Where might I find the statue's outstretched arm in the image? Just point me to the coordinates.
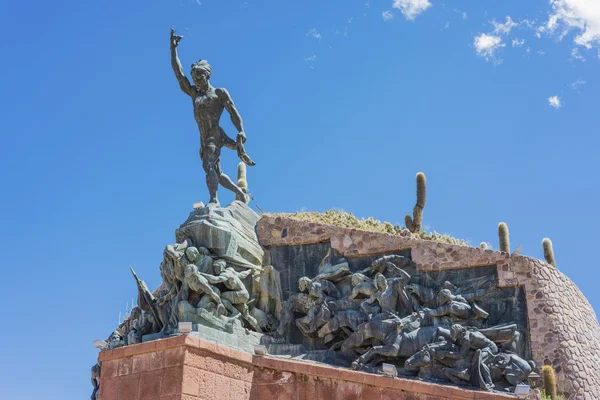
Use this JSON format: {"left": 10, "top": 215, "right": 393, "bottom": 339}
{"left": 170, "top": 29, "right": 192, "bottom": 96}
{"left": 237, "top": 269, "right": 252, "bottom": 279}
{"left": 200, "top": 272, "right": 227, "bottom": 284}
{"left": 216, "top": 88, "right": 245, "bottom": 141}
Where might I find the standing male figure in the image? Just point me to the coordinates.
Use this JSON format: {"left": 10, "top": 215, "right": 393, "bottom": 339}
{"left": 170, "top": 28, "right": 255, "bottom": 206}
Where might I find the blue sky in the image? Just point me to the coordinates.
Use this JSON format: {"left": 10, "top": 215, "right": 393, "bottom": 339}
{"left": 0, "top": 0, "right": 599, "bottom": 398}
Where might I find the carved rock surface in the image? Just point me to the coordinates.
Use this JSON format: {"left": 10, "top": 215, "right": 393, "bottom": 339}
{"left": 176, "top": 201, "right": 264, "bottom": 269}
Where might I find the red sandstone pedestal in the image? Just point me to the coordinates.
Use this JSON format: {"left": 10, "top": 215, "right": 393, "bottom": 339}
{"left": 97, "top": 335, "right": 515, "bottom": 400}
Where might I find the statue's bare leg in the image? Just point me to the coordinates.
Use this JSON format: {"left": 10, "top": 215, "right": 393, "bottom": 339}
{"left": 353, "top": 343, "right": 400, "bottom": 367}
{"left": 352, "top": 331, "right": 402, "bottom": 368}
{"left": 218, "top": 173, "right": 248, "bottom": 203}
{"left": 195, "top": 278, "right": 226, "bottom": 314}
{"left": 235, "top": 303, "right": 262, "bottom": 332}
{"left": 206, "top": 146, "right": 248, "bottom": 203}
{"left": 202, "top": 145, "right": 220, "bottom": 205}
{"left": 342, "top": 323, "right": 377, "bottom": 352}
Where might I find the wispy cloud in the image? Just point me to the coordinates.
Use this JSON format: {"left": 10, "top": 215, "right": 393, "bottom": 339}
{"left": 454, "top": 8, "right": 468, "bottom": 20}
{"left": 304, "top": 55, "right": 317, "bottom": 62}
{"left": 392, "top": 0, "right": 432, "bottom": 21}
{"left": 474, "top": 16, "right": 531, "bottom": 61}
{"left": 306, "top": 28, "right": 322, "bottom": 40}
{"left": 474, "top": 34, "right": 505, "bottom": 61}
{"left": 492, "top": 16, "right": 518, "bottom": 35}
{"left": 571, "top": 78, "right": 586, "bottom": 91}
{"left": 543, "top": 0, "right": 600, "bottom": 49}
{"left": 548, "top": 95, "right": 562, "bottom": 109}
{"left": 382, "top": 10, "right": 394, "bottom": 21}
{"left": 571, "top": 47, "right": 586, "bottom": 61}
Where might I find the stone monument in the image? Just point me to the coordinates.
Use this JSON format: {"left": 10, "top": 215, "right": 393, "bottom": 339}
{"left": 91, "top": 29, "right": 600, "bottom": 400}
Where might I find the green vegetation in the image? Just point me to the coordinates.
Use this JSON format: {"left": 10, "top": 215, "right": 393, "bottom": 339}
{"left": 498, "top": 222, "right": 510, "bottom": 252}
{"left": 540, "top": 390, "right": 563, "bottom": 400}
{"left": 542, "top": 365, "right": 558, "bottom": 400}
{"left": 275, "top": 209, "right": 469, "bottom": 246}
{"left": 405, "top": 172, "right": 427, "bottom": 233}
{"left": 543, "top": 238, "right": 556, "bottom": 267}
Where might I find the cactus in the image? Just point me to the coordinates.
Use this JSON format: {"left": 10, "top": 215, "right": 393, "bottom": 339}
{"left": 405, "top": 172, "right": 426, "bottom": 233}
{"left": 542, "top": 238, "right": 556, "bottom": 268}
{"left": 236, "top": 162, "right": 249, "bottom": 202}
{"left": 480, "top": 242, "right": 488, "bottom": 250}
{"left": 541, "top": 365, "right": 557, "bottom": 400}
{"left": 498, "top": 222, "right": 510, "bottom": 253}
{"left": 237, "top": 162, "right": 247, "bottom": 190}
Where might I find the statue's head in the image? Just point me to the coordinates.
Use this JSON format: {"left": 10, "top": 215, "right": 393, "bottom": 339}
{"left": 130, "top": 306, "right": 141, "bottom": 320}
{"left": 191, "top": 60, "right": 212, "bottom": 88}
{"left": 184, "top": 264, "right": 198, "bottom": 278}
{"left": 213, "top": 259, "right": 227, "bottom": 274}
{"left": 298, "top": 276, "right": 312, "bottom": 292}
{"left": 185, "top": 246, "right": 201, "bottom": 263}
{"left": 351, "top": 273, "right": 369, "bottom": 286}
{"left": 490, "top": 353, "right": 510, "bottom": 367}
{"left": 450, "top": 324, "right": 466, "bottom": 341}
{"left": 437, "top": 288, "right": 454, "bottom": 305}
{"left": 442, "top": 281, "right": 456, "bottom": 291}
{"left": 374, "top": 273, "right": 387, "bottom": 290}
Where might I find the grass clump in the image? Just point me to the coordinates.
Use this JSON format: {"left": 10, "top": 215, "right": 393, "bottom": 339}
{"left": 275, "top": 210, "right": 469, "bottom": 246}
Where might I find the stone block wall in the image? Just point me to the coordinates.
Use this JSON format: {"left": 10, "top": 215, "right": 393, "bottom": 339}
{"left": 97, "top": 335, "right": 515, "bottom": 400}
{"left": 257, "top": 215, "right": 600, "bottom": 400}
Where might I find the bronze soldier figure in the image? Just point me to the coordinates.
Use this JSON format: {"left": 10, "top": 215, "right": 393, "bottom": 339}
{"left": 170, "top": 28, "right": 255, "bottom": 206}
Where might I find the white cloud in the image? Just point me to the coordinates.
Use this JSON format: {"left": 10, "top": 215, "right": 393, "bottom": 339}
{"left": 474, "top": 34, "right": 505, "bottom": 61}
{"left": 306, "top": 28, "right": 322, "bottom": 40}
{"left": 382, "top": 10, "right": 394, "bottom": 21}
{"left": 545, "top": 0, "right": 600, "bottom": 48}
{"left": 443, "top": 22, "right": 450, "bottom": 30}
{"left": 454, "top": 9, "right": 468, "bottom": 20}
{"left": 512, "top": 38, "right": 526, "bottom": 47}
{"left": 492, "top": 16, "right": 518, "bottom": 35}
{"left": 548, "top": 95, "right": 562, "bottom": 108}
{"left": 571, "top": 78, "right": 586, "bottom": 90}
{"left": 304, "top": 55, "right": 317, "bottom": 62}
{"left": 538, "top": 50, "right": 546, "bottom": 55}
{"left": 392, "top": 0, "right": 432, "bottom": 21}
{"left": 571, "top": 47, "right": 586, "bottom": 61}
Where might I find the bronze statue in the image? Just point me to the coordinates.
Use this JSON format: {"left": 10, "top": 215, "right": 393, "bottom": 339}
{"left": 170, "top": 28, "right": 255, "bottom": 206}
{"left": 200, "top": 260, "right": 262, "bottom": 332}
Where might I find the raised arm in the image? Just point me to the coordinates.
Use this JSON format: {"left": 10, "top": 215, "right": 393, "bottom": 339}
{"left": 170, "top": 28, "right": 192, "bottom": 96}
{"left": 200, "top": 272, "right": 227, "bottom": 284}
{"left": 237, "top": 269, "right": 253, "bottom": 279}
{"left": 216, "top": 88, "right": 245, "bottom": 142}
